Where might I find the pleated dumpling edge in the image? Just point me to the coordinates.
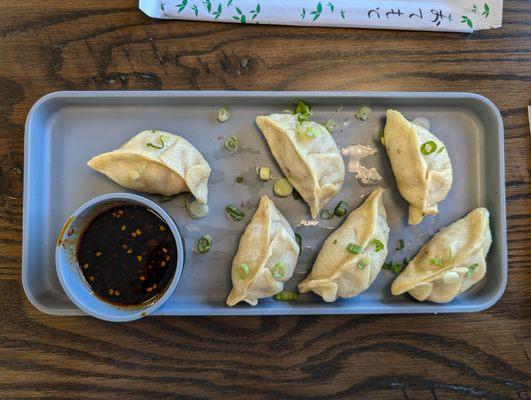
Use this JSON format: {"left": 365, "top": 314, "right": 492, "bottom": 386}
{"left": 226, "top": 195, "right": 300, "bottom": 307}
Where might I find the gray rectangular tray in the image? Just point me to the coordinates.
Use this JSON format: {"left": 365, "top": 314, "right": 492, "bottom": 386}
{"left": 23, "top": 91, "right": 507, "bottom": 316}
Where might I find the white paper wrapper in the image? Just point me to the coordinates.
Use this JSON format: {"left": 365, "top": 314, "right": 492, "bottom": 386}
{"left": 140, "top": 0, "right": 502, "bottom": 33}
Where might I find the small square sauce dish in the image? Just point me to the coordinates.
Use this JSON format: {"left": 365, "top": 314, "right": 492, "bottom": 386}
{"left": 55, "top": 193, "right": 185, "bottom": 322}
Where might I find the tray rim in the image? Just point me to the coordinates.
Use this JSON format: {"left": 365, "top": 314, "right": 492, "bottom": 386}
{"left": 22, "top": 90, "right": 507, "bottom": 317}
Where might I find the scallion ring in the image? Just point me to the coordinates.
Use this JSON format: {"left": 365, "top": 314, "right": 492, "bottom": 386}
{"left": 320, "top": 209, "right": 334, "bottom": 220}
{"left": 273, "top": 178, "right": 293, "bottom": 197}
{"left": 258, "top": 167, "right": 271, "bottom": 181}
{"left": 372, "top": 238, "right": 384, "bottom": 252}
{"left": 236, "top": 263, "right": 250, "bottom": 279}
{"left": 326, "top": 119, "right": 339, "bottom": 133}
{"left": 346, "top": 243, "right": 362, "bottom": 254}
{"left": 197, "top": 235, "right": 212, "bottom": 253}
{"left": 146, "top": 135, "right": 166, "bottom": 149}
{"left": 273, "top": 291, "right": 298, "bottom": 301}
{"left": 272, "top": 261, "right": 287, "bottom": 279}
{"left": 420, "top": 140, "right": 437, "bottom": 155}
{"left": 224, "top": 136, "right": 238, "bottom": 153}
{"left": 355, "top": 106, "right": 372, "bottom": 121}
{"left": 295, "top": 233, "right": 302, "bottom": 255}
{"left": 217, "top": 107, "right": 231, "bottom": 122}
{"left": 226, "top": 204, "right": 245, "bottom": 221}
{"left": 334, "top": 201, "right": 348, "bottom": 217}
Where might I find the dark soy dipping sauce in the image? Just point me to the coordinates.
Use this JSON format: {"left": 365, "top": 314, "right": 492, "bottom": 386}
{"left": 78, "top": 205, "right": 177, "bottom": 306}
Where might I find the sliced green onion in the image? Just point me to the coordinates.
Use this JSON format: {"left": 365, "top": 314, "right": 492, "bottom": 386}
{"left": 372, "top": 239, "right": 384, "bottom": 252}
{"left": 186, "top": 197, "right": 209, "bottom": 219}
{"left": 272, "top": 261, "right": 287, "bottom": 279}
{"left": 273, "top": 291, "right": 298, "bottom": 301}
{"left": 383, "top": 261, "right": 403, "bottom": 274}
{"left": 146, "top": 135, "right": 166, "bottom": 149}
{"left": 258, "top": 167, "right": 271, "bottom": 181}
{"left": 357, "top": 259, "right": 368, "bottom": 270}
{"left": 294, "top": 99, "right": 312, "bottom": 122}
{"left": 295, "top": 233, "right": 302, "bottom": 255}
{"left": 320, "top": 209, "right": 334, "bottom": 220}
{"left": 224, "top": 136, "right": 238, "bottom": 153}
{"left": 326, "top": 119, "right": 339, "bottom": 133}
{"left": 305, "top": 125, "right": 321, "bottom": 138}
{"left": 346, "top": 243, "right": 362, "bottom": 255}
{"left": 235, "top": 176, "right": 244, "bottom": 183}
{"left": 292, "top": 189, "right": 302, "bottom": 200}
{"left": 236, "top": 263, "right": 250, "bottom": 279}
{"left": 273, "top": 178, "right": 293, "bottom": 197}
{"left": 217, "top": 107, "right": 231, "bottom": 122}
{"left": 355, "top": 106, "right": 372, "bottom": 121}
{"left": 379, "top": 128, "right": 385, "bottom": 146}
{"left": 334, "top": 201, "right": 348, "bottom": 217}
{"left": 437, "top": 146, "right": 445, "bottom": 154}
{"left": 430, "top": 258, "right": 444, "bottom": 268}
{"left": 197, "top": 235, "right": 212, "bottom": 253}
{"left": 333, "top": 239, "right": 338, "bottom": 244}
{"left": 226, "top": 204, "right": 245, "bottom": 221}
{"left": 420, "top": 140, "right": 437, "bottom": 155}
{"left": 466, "top": 263, "right": 479, "bottom": 278}
{"left": 158, "top": 194, "right": 176, "bottom": 202}
{"left": 395, "top": 239, "right": 404, "bottom": 251}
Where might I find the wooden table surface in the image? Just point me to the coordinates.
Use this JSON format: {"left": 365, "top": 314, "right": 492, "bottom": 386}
{"left": 1, "top": 1, "right": 530, "bottom": 398}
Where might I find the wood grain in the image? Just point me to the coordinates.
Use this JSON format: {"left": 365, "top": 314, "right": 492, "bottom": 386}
{"left": 0, "top": 1, "right": 530, "bottom": 398}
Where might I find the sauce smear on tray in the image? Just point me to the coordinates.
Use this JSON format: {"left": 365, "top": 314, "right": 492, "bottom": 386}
{"left": 78, "top": 205, "right": 177, "bottom": 306}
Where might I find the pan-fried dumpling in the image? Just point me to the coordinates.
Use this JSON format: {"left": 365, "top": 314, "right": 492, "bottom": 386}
{"left": 227, "top": 196, "right": 300, "bottom": 306}
{"left": 384, "top": 110, "right": 452, "bottom": 225}
{"left": 391, "top": 208, "right": 491, "bottom": 303}
{"left": 298, "top": 187, "right": 389, "bottom": 302}
{"left": 256, "top": 114, "right": 345, "bottom": 219}
{"left": 88, "top": 130, "right": 211, "bottom": 203}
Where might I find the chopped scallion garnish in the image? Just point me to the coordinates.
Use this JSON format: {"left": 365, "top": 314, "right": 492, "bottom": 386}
{"left": 158, "top": 194, "right": 176, "bottom": 202}
{"left": 224, "top": 136, "right": 238, "bottom": 153}
{"left": 146, "top": 135, "right": 166, "bottom": 149}
{"left": 357, "top": 259, "right": 368, "bottom": 270}
{"left": 197, "top": 234, "right": 212, "bottom": 253}
{"left": 320, "top": 209, "right": 334, "bottom": 220}
{"left": 437, "top": 146, "right": 445, "bottom": 154}
{"left": 273, "top": 178, "right": 293, "bottom": 197}
{"left": 355, "top": 106, "right": 372, "bottom": 121}
{"left": 272, "top": 261, "right": 287, "bottom": 279}
{"left": 185, "top": 196, "right": 209, "bottom": 219}
{"left": 420, "top": 140, "right": 437, "bottom": 155}
{"left": 379, "top": 128, "right": 385, "bottom": 146}
{"left": 236, "top": 263, "right": 250, "bottom": 279}
{"left": 372, "top": 239, "right": 384, "bottom": 252}
{"left": 395, "top": 239, "right": 404, "bottom": 251}
{"left": 273, "top": 291, "right": 298, "bottom": 301}
{"left": 334, "top": 201, "right": 348, "bottom": 217}
{"left": 295, "top": 233, "right": 302, "bottom": 255}
{"left": 217, "top": 107, "right": 231, "bottom": 122}
{"left": 258, "top": 167, "right": 271, "bottom": 181}
{"left": 294, "top": 99, "right": 312, "bottom": 122}
{"left": 383, "top": 261, "right": 403, "bottom": 274}
{"left": 305, "top": 126, "right": 321, "bottom": 138}
{"left": 226, "top": 204, "right": 245, "bottom": 221}
{"left": 466, "top": 263, "right": 479, "bottom": 278}
{"left": 346, "top": 243, "right": 362, "bottom": 254}
{"left": 326, "top": 119, "right": 339, "bottom": 133}
{"left": 430, "top": 258, "right": 444, "bottom": 268}
{"left": 333, "top": 239, "right": 338, "bottom": 244}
